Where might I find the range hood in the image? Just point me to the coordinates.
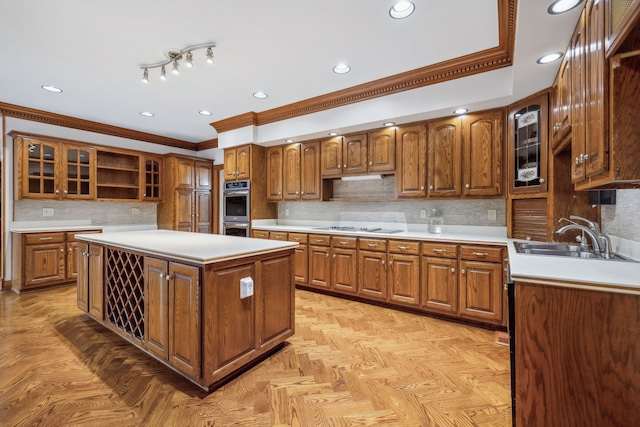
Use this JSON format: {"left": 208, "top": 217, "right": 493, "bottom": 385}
{"left": 340, "top": 175, "right": 383, "bottom": 181}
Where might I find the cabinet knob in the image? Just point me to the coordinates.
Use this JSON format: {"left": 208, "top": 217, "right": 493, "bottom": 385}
{"left": 343, "top": 164, "right": 347, "bottom": 168}
{"left": 369, "top": 161, "right": 372, "bottom": 165}
{"left": 159, "top": 273, "right": 164, "bottom": 279}
{"left": 333, "top": 254, "right": 336, "bottom": 258}
{"left": 420, "top": 186, "right": 425, "bottom": 190}
{"left": 165, "top": 275, "right": 172, "bottom": 281}
{"left": 295, "top": 191, "right": 299, "bottom": 195}
{"left": 338, "top": 164, "right": 341, "bottom": 169}
{"left": 59, "top": 248, "right": 64, "bottom": 252}
{"left": 325, "top": 253, "right": 329, "bottom": 257}
{"left": 451, "top": 268, "right": 455, "bottom": 273}
{"left": 68, "top": 247, "right": 72, "bottom": 252}
{"left": 461, "top": 269, "right": 466, "bottom": 274}
{"left": 539, "top": 178, "right": 545, "bottom": 183}
{"left": 301, "top": 191, "right": 304, "bottom": 194}
{"left": 55, "top": 190, "right": 60, "bottom": 194}
{"left": 278, "top": 192, "right": 281, "bottom": 195}
{"left": 429, "top": 185, "right": 434, "bottom": 190}
{"left": 64, "top": 190, "right": 68, "bottom": 194}
{"left": 382, "top": 260, "right": 385, "bottom": 265}
{"left": 465, "top": 184, "right": 470, "bottom": 189}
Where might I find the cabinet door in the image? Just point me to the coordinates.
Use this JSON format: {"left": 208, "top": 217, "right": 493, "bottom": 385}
{"left": 223, "top": 149, "right": 238, "bottom": 181}
{"left": 88, "top": 245, "right": 104, "bottom": 320}
{"left": 77, "top": 241, "right": 90, "bottom": 312}
{"left": 358, "top": 250, "right": 387, "bottom": 301}
{"left": 194, "top": 191, "right": 212, "bottom": 234}
{"left": 571, "top": 13, "right": 587, "bottom": 183}
{"left": 300, "top": 141, "right": 321, "bottom": 200}
{"left": 552, "top": 58, "right": 572, "bottom": 146}
{"left": 24, "top": 242, "right": 66, "bottom": 287}
{"left": 427, "top": 117, "right": 462, "bottom": 197}
{"left": 259, "top": 254, "right": 294, "bottom": 349}
{"left": 293, "top": 244, "right": 309, "bottom": 284}
{"left": 66, "top": 241, "right": 79, "bottom": 281}
{"left": 266, "top": 146, "right": 283, "bottom": 201}
{"left": 175, "top": 158, "right": 195, "bottom": 188}
{"left": 459, "top": 260, "right": 502, "bottom": 323}
{"left": 176, "top": 189, "right": 195, "bottom": 232}
{"left": 236, "top": 146, "right": 251, "bottom": 180}
{"left": 309, "top": 245, "right": 331, "bottom": 289}
{"left": 195, "top": 160, "right": 212, "bottom": 191}
{"left": 63, "top": 144, "right": 94, "bottom": 200}
{"left": 396, "top": 124, "right": 427, "bottom": 198}
{"left": 321, "top": 136, "right": 343, "bottom": 177}
{"left": 368, "top": 128, "right": 396, "bottom": 173}
{"left": 421, "top": 256, "right": 458, "bottom": 315}
{"left": 331, "top": 248, "right": 358, "bottom": 295}
{"left": 463, "top": 111, "right": 503, "bottom": 197}
{"left": 143, "top": 156, "right": 162, "bottom": 201}
{"left": 144, "top": 257, "right": 169, "bottom": 360}
{"left": 342, "top": 133, "right": 368, "bottom": 175}
{"left": 283, "top": 143, "right": 301, "bottom": 200}
{"left": 168, "top": 262, "right": 200, "bottom": 377}
{"left": 388, "top": 253, "right": 419, "bottom": 307}
{"left": 20, "top": 138, "right": 60, "bottom": 199}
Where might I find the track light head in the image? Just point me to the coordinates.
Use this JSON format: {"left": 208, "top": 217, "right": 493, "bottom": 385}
{"left": 160, "top": 65, "right": 167, "bottom": 80}
{"left": 185, "top": 51, "right": 193, "bottom": 67}
{"left": 172, "top": 60, "right": 180, "bottom": 75}
{"left": 206, "top": 47, "right": 214, "bottom": 64}
{"left": 142, "top": 68, "right": 149, "bottom": 83}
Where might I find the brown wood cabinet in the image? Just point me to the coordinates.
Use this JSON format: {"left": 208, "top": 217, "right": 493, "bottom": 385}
{"left": 551, "top": 57, "right": 572, "bottom": 148}
{"left": 142, "top": 155, "right": 163, "bottom": 201}
{"left": 427, "top": 110, "right": 503, "bottom": 198}
{"left": 289, "top": 233, "right": 308, "bottom": 285}
{"left": 308, "top": 235, "right": 331, "bottom": 289}
{"left": 320, "top": 136, "right": 344, "bottom": 178}
{"left": 395, "top": 124, "right": 427, "bottom": 198}
{"left": 331, "top": 236, "right": 358, "bottom": 295}
{"left": 77, "top": 241, "right": 104, "bottom": 320}
{"left": 387, "top": 240, "right": 420, "bottom": 307}
{"left": 458, "top": 246, "right": 503, "bottom": 324}
{"left": 144, "top": 257, "right": 201, "bottom": 378}
{"left": 223, "top": 145, "right": 250, "bottom": 181}
{"left": 515, "top": 281, "right": 640, "bottom": 425}
{"left": 266, "top": 146, "right": 283, "bottom": 201}
{"left": 267, "top": 141, "right": 322, "bottom": 201}
{"left": 321, "top": 129, "right": 395, "bottom": 178}
{"left": 12, "top": 229, "right": 101, "bottom": 293}
{"left": 421, "top": 242, "right": 459, "bottom": 315}
{"left": 357, "top": 238, "right": 387, "bottom": 301}
{"left": 158, "top": 155, "right": 213, "bottom": 233}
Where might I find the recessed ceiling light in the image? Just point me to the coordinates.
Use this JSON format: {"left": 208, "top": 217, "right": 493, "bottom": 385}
{"left": 333, "top": 63, "right": 351, "bottom": 74}
{"left": 199, "top": 110, "right": 212, "bottom": 116}
{"left": 253, "top": 91, "right": 268, "bottom": 99}
{"left": 548, "top": 0, "right": 583, "bottom": 14}
{"left": 286, "top": 139, "right": 294, "bottom": 143}
{"left": 42, "top": 85, "right": 62, "bottom": 93}
{"left": 537, "top": 52, "right": 563, "bottom": 64}
{"left": 389, "top": 1, "right": 415, "bottom": 19}
{"left": 328, "top": 132, "right": 339, "bottom": 136}
{"left": 454, "top": 108, "right": 468, "bottom": 115}
{"left": 140, "top": 111, "right": 155, "bottom": 117}
{"left": 383, "top": 122, "right": 395, "bottom": 127}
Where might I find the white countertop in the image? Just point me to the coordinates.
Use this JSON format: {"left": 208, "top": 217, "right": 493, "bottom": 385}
{"left": 10, "top": 220, "right": 105, "bottom": 233}
{"left": 74, "top": 229, "right": 298, "bottom": 265}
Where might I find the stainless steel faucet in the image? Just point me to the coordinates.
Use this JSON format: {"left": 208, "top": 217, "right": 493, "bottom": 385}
{"left": 556, "top": 223, "right": 601, "bottom": 254}
{"left": 566, "top": 216, "right": 614, "bottom": 259}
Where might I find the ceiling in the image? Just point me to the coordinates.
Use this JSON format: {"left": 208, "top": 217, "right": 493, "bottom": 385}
{"left": 0, "top": 0, "right": 583, "bottom": 147}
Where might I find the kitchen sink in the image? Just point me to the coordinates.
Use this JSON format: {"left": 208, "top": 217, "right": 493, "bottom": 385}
{"left": 513, "top": 241, "right": 636, "bottom": 262}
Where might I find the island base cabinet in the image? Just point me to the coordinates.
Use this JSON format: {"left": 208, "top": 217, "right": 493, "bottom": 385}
{"left": 515, "top": 282, "right": 640, "bottom": 426}
{"left": 144, "top": 257, "right": 201, "bottom": 379}
{"left": 77, "top": 242, "right": 104, "bottom": 320}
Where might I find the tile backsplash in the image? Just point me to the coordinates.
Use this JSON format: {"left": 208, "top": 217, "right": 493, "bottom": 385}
{"left": 14, "top": 200, "right": 157, "bottom": 226}
{"left": 601, "top": 189, "right": 640, "bottom": 242}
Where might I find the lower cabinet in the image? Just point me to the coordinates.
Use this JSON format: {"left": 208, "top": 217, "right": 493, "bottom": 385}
{"left": 331, "top": 236, "right": 358, "bottom": 295}
{"left": 421, "top": 242, "right": 459, "bottom": 315}
{"left": 388, "top": 240, "right": 420, "bottom": 307}
{"left": 77, "top": 242, "right": 104, "bottom": 320}
{"left": 289, "top": 233, "right": 309, "bottom": 285}
{"left": 309, "top": 235, "right": 331, "bottom": 289}
{"left": 144, "top": 257, "right": 201, "bottom": 378}
{"left": 458, "top": 246, "right": 504, "bottom": 325}
{"left": 358, "top": 238, "right": 388, "bottom": 301}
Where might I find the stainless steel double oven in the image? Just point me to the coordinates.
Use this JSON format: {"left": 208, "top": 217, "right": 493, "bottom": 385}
{"left": 222, "top": 180, "right": 250, "bottom": 237}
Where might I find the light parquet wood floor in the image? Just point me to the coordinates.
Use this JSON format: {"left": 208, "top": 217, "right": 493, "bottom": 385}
{"left": 0, "top": 285, "right": 511, "bottom": 426}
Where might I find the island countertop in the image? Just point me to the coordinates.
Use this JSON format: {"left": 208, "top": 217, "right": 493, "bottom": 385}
{"left": 75, "top": 229, "right": 298, "bottom": 264}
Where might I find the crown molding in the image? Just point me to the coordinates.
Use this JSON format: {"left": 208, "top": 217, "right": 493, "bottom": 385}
{"left": 211, "top": 0, "right": 516, "bottom": 134}
{"left": 0, "top": 101, "right": 197, "bottom": 150}
{"left": 196, "top": 138, "right": 219, "bottom": 150}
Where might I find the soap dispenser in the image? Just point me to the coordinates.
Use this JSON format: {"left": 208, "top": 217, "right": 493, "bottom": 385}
{"left": 428, "top": 208, "right": 443, "bottom": 234}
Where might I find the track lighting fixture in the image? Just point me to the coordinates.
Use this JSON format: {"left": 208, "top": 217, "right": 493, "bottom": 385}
{"left": 140, "top": 42, "right": 216, "bottom": 82}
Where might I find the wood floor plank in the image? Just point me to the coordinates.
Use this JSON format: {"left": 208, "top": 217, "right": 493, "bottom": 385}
{"left": 0, "top": 285, "right": 511, "bottom": 426}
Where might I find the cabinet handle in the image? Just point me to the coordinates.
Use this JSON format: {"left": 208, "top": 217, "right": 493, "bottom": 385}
{"left": 55, "top": 189, "right": 60, "bottom": 194}
{"left": 301, "top": 191, "right": 304, "bottom": 194}
{"left": 64, "top": 190, "right": 68, "bottom": 194}
{"left": 339, "top": 241, "right": 349, "bottom": 245}
{"left": 367, "top": 243, "right": 378, "bottom": 247}
{"left": 295, "top": 191, "right": 299, "bottom": 195}
{"left": 472, "top": 252, "right": 488, "bottom": 257}
{"left": 274, "top": 236, "right": 282, "bottom": 239}
{"left": 39, "top": 237, "right": 53, "bottom": 241}
{"left": 504, "top": 284, "right": 508, "bottom": 291}
{"left": 278, "top": 192, "right": 281, "bottom": 195}
{"left": 344, "top": 164, "right": 347, "bottom": 168}
{"left": 432, "top": 248, "right": 445, "bottom": 253}
{"left": 68, "top": 247, "right": 73, "bottom": 252}
{"left": 315, "top": 239, "right": 324, "bottom": 243}
{"left": 398, "top": 246, "right": 409, "bottom": 251}
{"left": 451, "top": 268, "right": 455, "bottom": 273}
{"left": 294, "top": 238, "right": 302, "bottom": 241}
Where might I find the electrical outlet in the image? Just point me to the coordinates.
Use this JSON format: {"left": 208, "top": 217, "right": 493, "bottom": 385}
{"left": 240, "top": 277, "right": 254, "bottom": 299}
{"left": 132, "top": 207, "right": 140, "bottom": 215}
{"left": 420, "top": 209, "right": 427, "bottom": 219}
{"left": 42, "top": 208, "right": 54, "bottom": 217}
{"left": 285, "top": 208, "right": 290, "bottom": 217}
{"left": 488, "top": 209, "right": 497, "bottom": 221}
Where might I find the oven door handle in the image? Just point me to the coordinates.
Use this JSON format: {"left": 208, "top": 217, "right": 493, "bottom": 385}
{"left": 224, "top": 190, "right": 250, "bottom": 196}
{"left": 223, "top": 222, "right": 250, "bottom": 227}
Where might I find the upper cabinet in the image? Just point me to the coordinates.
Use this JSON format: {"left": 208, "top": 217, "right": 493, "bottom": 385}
{"left": 267, "top": 141, "right": 321, "bottom": 202}
{"left": 320, "top": 128, "right": 396, "bottom": 178}
{"left": 605, "top": 0, "right": 640, "bottom": 56}
{"left": 14, "top": 133, "right": 161, "bottom": 202}
{"left": 508, "top": 93, "right": 548, "bottom": 194}
{"left": 266, "top": 146, "right": 283, "bottom": 201}
{"left": 223, "top": 145, "right": 250, "bottom": 181}
{"left": 17, "top": 136, "right": 95, "bottom": 200}
{"left": 396, "top": 124, "right": 427, "bottom": 198}
{"left": 427, "top": 110, "right": 504, "bottom": 198}
{"left": 551, "top": 56, "right": 572, "bottom": 148}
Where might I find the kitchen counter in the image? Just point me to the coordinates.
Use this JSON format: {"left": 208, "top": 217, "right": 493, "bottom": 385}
{"left": 75, "top": 229, "right": 298, "bottom": 265}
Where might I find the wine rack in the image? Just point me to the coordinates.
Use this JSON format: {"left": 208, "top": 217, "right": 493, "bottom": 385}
{"left": 105, "top": 248, "right": 144, "bottom": 342}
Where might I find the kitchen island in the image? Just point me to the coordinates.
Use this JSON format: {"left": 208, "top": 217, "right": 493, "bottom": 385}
{"left": 75, "top": 230, "right": 297, "bottom": 391}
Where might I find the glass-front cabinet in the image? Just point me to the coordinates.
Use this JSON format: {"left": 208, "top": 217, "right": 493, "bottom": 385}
{"left": 63, "top": 145, "right": 94, "bottom": 199}
{"left": 143, "top": 156, "right": 162, "bottom": 201}
{"left": 24, "top": 139, "right": 60, "bottom": 199}
{"left": 508, "top": 93, "right": 548, "bottom": 194}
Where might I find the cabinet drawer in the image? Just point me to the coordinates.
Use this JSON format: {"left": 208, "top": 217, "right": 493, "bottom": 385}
{"left": 331, "top": 236, "right": 357, "bottom": 249}
{"left": 288, "top": 233, "right": 308, "bottom": 244}
{"left": 67, "top": 230, "right": 101, "bottom": 242}
{"left": 421, "top": 242, "right": 458, "bottom": 258}
{"left": 388, "top": 240, "right": 419, "bottom": 255}
{"left": 358, "top": 238, "right": 387, "bottom": 252}
{"left": 252, "top": 230, "right": 270, "bottom": 239}
{"left": 25, "top": 232, "right": 66, "bottom": 245}
{"left": 460, "top": 245, "right": 503, "bottom": 262}
{"left": 269, "top": 231, "right": 288, "bottom": 241}
{"left": 309, "top": 234, "right": 331, "bottom": 246}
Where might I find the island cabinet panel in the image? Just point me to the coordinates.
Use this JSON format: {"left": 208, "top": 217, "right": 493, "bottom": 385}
{"left": 144, "top": 258, "right": 170, "bottom": 360}
{"left": 77, "top": 242, "right": 104, "bottom": 319}
{"left": 204, "top": 263, "right": 256, "bottom": 376}
{"left": 258, "top": 254, "right": 294, "bottom": 349}
{"left": 515, "top": 282, "right": 640, "bottom": 426}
